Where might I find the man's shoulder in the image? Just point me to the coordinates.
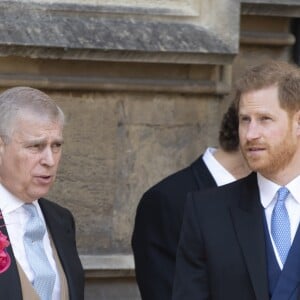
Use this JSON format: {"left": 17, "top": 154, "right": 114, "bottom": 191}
{"left": 146, "top": 155, "right": 207, "bottom": 195}
{"left": 38, "top": 198, "right": 73, "bottom": 218}
{"left": 190, "top": 172, "right": 257, "bottom": 206}
{"left": 136, "top": 155, "right": 211, "bottom": 215}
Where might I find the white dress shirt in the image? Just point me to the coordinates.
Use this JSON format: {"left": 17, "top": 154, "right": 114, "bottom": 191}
{"left": 202, "top": 147, "right": 236, "bottom": 186}
{"left": 258, "top": 173, "right": 300, "bottom": 269}
{"left": 0, "top": 184, "right": 61, "bottom": 299}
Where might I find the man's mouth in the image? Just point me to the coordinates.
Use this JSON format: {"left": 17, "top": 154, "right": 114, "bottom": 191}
{"left": 247, "top": 146, "right": 265, "bottom": 151}
{"left": 34, "top": 175, "right": 53, "bottom": 184}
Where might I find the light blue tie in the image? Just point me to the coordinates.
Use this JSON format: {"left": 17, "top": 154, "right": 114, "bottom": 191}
{"left": 23, "top": 204, "right": 56, "bottom": 300}
{"left": 271, "top": 187, "right": 291, "bottom": 265}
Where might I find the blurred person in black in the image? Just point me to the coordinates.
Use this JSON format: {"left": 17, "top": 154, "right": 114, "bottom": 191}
{"left": 132, "top": 102, "right": 250, "bottom": 300}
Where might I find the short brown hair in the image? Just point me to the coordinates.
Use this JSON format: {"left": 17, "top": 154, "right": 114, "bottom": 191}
{"left": 234, "top": 60, "right": 300, "bottom": 114}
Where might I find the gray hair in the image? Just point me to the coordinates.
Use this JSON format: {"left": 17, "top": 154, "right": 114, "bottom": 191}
{"left": 0, "top": 86, "right": 65, "bottom": 142}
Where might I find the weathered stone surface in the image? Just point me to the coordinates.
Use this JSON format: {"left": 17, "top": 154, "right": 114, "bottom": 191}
{"left": 242, "top": 0, "right": 300, "bottom": 16}
{"left": 49, "top": 92, "right": 119, "bottom": 254}
{"left": 0, "top": 0, "right": 240, "bottom": 63}
{"left": 48, "top": 91, "right": 220, "bottom": 254}
{"left": 113, "top": 95, "right": 220, "bottom": 251}
{"left": 0, "top": 56, "right": 231, "bottom": 94}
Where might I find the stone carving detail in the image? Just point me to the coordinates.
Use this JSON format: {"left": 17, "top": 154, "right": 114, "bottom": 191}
{"left": 0, "top": 0, "right": 240, "bottom": 64}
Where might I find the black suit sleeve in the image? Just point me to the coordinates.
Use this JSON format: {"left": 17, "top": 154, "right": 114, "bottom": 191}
{"left": 132, "top": 188, "right": 183, "bottom": 300}
{"left": 172, "top": 193, "right": 210, "bottom": 300}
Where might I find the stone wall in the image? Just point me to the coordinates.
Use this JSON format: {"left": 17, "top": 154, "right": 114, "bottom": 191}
{"left": 0, "top": 0, "right": 299, "bottom": 299}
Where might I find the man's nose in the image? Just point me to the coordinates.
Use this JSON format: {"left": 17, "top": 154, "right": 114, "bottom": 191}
{"left": 246, "top": 122, "right": 260, "bottom": 140}
{"left": 41, "top": 147, "right": 55, "bottom": 166}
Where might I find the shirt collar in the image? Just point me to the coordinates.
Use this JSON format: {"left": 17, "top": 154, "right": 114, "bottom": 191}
{"left": 285, "top": 176, "right": 300, "bottom": 205}
{"left": 257, "top": 173, "right": 300, "bottom": 208}
{"left": 202, "top": 147, "right": 236, "bottom": 186}
{"left": 0, "top": 184, "right": 38, "bottom": 214}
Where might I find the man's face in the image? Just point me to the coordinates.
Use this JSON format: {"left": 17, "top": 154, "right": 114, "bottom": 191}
{"left": 0, "top": 114, "right": 63, "bottom": 202}
{"left": 239, "top": 85, "right": 299, "bottom": 178}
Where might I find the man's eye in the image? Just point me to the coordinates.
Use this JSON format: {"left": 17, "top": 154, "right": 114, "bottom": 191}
{"left": 52, "top": 143, "right": 62, "bottom": 148}
{"left": 30, "top": 144, "right": 41, "bottom": 149}
{"left": 260, "top": 116, "right": 272, "bottom": 122}
{"left": 27, "top": 143, "right": 44, "bottom": 151}
{"left": 240, "top": 117, "right": 250, "bottom": 122}
{"left": 51, "top": 143, "right": 62, "bottom": 152}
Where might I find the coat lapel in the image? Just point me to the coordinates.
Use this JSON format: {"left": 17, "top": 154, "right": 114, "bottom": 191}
{"left": 0, "top": 210, "right": 23, "bottom": 299}
{"left": 38, "top": 200, "right": 71, "bottom": 281}
{"left": 230, "top": 173, "right": 269, "bottom": 300}
{"left": 191, "top": 155, "right": 217, "bottom": 189}
{"left": 38, "top": 198, "right": 84, "bottom": 300}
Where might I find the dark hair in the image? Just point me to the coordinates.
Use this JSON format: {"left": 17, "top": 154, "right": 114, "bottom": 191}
{"left": 218, "top": 102, "right": 239, "bottom": 152}
{"left": 234, "top": 60, "right": 300, "bottom": 114}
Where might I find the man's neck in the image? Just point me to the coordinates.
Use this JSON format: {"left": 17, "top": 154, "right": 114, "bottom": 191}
{"left": 213, "top": 149, "right": 251, "bottom": 180}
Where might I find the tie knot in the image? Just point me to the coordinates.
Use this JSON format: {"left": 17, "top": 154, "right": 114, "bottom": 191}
{"left": 23, "top": 203, "right": 39, "bottom": 218}
{"left": 277, "top": 187, "right": 290, "bottom": 202}
{"left": 23, "top": 203, "right": 45, "bottom": 242}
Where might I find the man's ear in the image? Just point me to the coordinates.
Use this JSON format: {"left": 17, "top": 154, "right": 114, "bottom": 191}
{"left": 296, "top": 110, "right": 300, "bottom": 136}
{"left": 0, "top": 137, "right": 4, "bottom": 166}
{"left": 0, "top": 136, "right": 5, "bottom": 156}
